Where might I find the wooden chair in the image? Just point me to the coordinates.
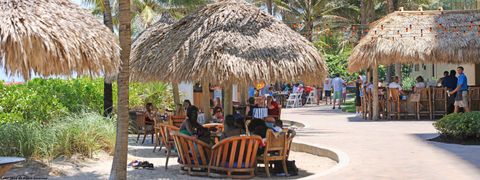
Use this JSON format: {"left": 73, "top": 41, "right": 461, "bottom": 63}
{"left": 157, "top": 124, "right": 180, "bottom": 169}
{"left": 416, "top": 88, "right": 432, "bottom": 120}
{"left": 257, "top": 129, "right": 289, "bottom": 177}
{"left": 170, "top": 131, "right": 212, "bottom": 176}
{"left": 432, "top": 87, "right": 447, "bottom": 118}
{"left": 388, "top": 88, "right": 401, "bottom": 120}
{"left": 209, "top": 135, "right": 262, "bottom": 179}
{"left": 169, "top": 115, "right": 186, "bottom": 128}
{"left": 135, "top": 111, "right": 154, "bottom": 144}
{"left": 469, "top": 87, "right": 480, "bottom": 111}
{"left": 365, "top": 88, "right": 373, "bottom": 120}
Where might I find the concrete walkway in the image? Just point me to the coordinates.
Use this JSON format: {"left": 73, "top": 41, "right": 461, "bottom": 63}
{"left": 283, "top": 105, "right": 480, "bottom": 179}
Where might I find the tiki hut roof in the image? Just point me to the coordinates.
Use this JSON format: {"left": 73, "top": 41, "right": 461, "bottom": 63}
{"left": 0, "top": 0, "right": 120, "bottom": 79}
{"left": 131, "top": 0, "right": 327, "bottom": 84}
{"left": 348, "top": 9, "right": 480, "bottom": 72}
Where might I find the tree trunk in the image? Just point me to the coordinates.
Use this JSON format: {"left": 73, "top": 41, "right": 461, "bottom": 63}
{"left": 372, "top": 63, "right": 379, "bottom": 120}
{"left": 224, "top": 83, "right": 233, "bottom": 115}
{"left": 202, "top": 81, "right": 212, "bottom": 121}
{"left": 172, "top": 83, "right": 181, "bottom": 113}
{"left": 387, "top": 0, "right": 395, "bottom": 13}
{"left": 266, "top": 0, "right": 273, "bottom": 15}
{"left": 387, "top": 0, "right": 400, "bottom": 82}
{"left": 103, "top": 0, "right": 114, "bottom": 117}
{"left": 109, "top": 0, "right": 130, "bottom": 179}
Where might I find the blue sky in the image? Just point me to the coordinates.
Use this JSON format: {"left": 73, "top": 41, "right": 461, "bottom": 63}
{"left": 0, "top": 0, "right": 86, "bottom": 82}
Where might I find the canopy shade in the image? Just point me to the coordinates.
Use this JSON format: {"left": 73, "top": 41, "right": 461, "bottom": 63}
{"left": 131, "top": 0, "right": 327, "bottom": 85}
{"left": 348, "top": 10, "right": 480, "bottom": 72}
{"left": 0, "top": 0, "right": 120, "bottom": 79}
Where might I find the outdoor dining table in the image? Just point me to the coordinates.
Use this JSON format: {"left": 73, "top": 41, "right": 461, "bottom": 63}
{"left": 0, "top": 157, "right": 25, "bottom": 176}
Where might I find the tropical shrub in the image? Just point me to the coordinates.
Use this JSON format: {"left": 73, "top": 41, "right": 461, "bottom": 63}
{"left": 0, "top": 112, "right": 116, "bottom": 160}
{"left": 433, "top": 112, "right": 480, "bottom": 139}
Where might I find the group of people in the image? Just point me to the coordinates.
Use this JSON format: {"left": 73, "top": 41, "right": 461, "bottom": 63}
{"left": 323, "top": 74, "right": 349, "bottom": 110}
{"left": 439, "top": 67, "right": 470, "bottom": 113}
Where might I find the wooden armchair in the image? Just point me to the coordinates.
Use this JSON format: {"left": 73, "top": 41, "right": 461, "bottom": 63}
{"left": 388, "top": 88, "right": 402, "bottom": 120}
{"left": 416, "top": 88, "right": 432, "bottom": 120}
{"left": 135, "top": 112, "right": 155, "bottom": 144}
{"left": 257, "top": 129, "right": 289, "bottom": 177}
{"left": 209, "top": 135, "right": 262, "bottom": 179}
{"left": 157, "top": 124, "right": 179, "bottom": 169}
{"left": 432, "top": 87, "right": 447, "bottom": 118}
{"left": 169, "top": 115, "right": 186, "bottom": 128}
{"left": 170, "top": 131, "right": 212, "bottom": 176}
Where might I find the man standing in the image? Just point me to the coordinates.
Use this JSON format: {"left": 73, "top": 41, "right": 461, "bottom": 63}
{"left": 332, "top": 74, "right": 345, "bottom": 109}
{"left": 323, "top": 77, "right": 332, "bottom": 105}
{"left": 450, "top": 66, "right": 470, "bottom": 113}
{"left": 443, "top": 70, "right": 458, "bottom": 114}
{"left": 437, "top": 71, "right": 449, "bottom": 86}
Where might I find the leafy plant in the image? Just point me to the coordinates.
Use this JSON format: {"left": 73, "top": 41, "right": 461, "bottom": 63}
{"left": 434, "top": 112, "right": 480, "bottom": 139}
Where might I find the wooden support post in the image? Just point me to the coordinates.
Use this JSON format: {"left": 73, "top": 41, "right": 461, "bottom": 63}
{"left": 372, "top": 63, "right": 380, "bottom": 120}
{"left": 239, "top": 81, "right": 247, "bottom": 105}
{"left": 172, "top": 83, "right": 181, "bottom": 113}
{"left": 224, "top": 83, "right": 233, "bottom": 115}
{"left": 202, "top": 81, "right": 212, "bottom": 121}
{"left": 395, "top": 64, "right": 402, "bottom": 81}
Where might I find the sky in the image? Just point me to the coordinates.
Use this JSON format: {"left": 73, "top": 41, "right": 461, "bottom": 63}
{"left": 0, "top": 0, "right": 87, "bottom": 82}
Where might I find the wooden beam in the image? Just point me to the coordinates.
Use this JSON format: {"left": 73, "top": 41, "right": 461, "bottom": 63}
{"left": 239, "top": 81, "right": 248, "bottom": 105}
{"left": 224, "top": 83, "right": 233, "bottom": 115}
{"left": 202, "top": 81, "right": 212, "bottom": 121}
{"left": 172, "top": 83, "right": 180, "bottom": 114}
{"left": 372, "top": 62, "right": 379, "bottom": 120}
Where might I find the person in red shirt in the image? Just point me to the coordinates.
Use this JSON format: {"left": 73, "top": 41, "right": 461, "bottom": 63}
{"left": 266, "top": 96, "right": 280, "bottom": 120}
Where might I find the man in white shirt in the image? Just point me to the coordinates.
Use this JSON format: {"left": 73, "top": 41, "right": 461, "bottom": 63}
{"left": 323, "top": 77, "right": 332, "bottom": 105}
{"left": 331, "top": 74, "right": 346, "bottom": 109}
{"left": 388, "top": 76, "right": 404, "bottom": 94}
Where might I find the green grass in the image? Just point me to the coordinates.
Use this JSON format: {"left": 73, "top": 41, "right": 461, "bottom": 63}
{"left": 0, "top": 112, "right": 116, "bottom": 160}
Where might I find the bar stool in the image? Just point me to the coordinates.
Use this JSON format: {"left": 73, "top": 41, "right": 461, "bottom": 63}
{"left": 388, "top": 88, "right": 401, "bottom": 120}
{"left": 431, "top": 87, "right": 447, "bottom": 118}
{"left": 416, "top": 88, "right": 432, "bottom": 120}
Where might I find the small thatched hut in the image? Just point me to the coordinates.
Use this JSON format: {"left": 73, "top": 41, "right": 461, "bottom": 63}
{"left": 348, "top": 9, "right": 480, "bottom": 120}
{"left": 349, "top": 9, "right": 480, "bottom": 72}
{"left": 0, "top": 0, "right": 119, "bottom": 79}
{"left": 131, "top": 0, "right": 327, "bottom": 115}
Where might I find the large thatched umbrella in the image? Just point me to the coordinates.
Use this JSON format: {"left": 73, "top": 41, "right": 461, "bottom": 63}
{"left": 131, "top": 0, "right": 327, "bottom": 116}
{"left": 348, "top": 9, "right": 480, "bottom": 120}
{"left": 0, "top": 0, "right": 119, "bottom": 79}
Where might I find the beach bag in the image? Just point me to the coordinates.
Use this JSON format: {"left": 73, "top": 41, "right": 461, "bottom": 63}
{"left": 410, "top": 93, "right": 421, "bottom": 102}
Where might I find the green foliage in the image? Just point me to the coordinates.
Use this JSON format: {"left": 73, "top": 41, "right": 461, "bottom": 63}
{"left": 434, "top": 112, "right": 480, "bottom": 139}
{"left": 113, "top": 82, "right": 174, "bottom": 111}
{"left": 402, "top": 76, "right": 416, "bottom": 91}
{"left": 0, "top": 78, "right": 104, "bottom": 124}
{"left": 0, "top": 112, "right": 116, "bottom": 160}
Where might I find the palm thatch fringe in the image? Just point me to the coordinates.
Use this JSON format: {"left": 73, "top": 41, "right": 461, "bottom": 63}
{"left": 0, "top": 0, "right": 120, "bottom": 79}
{"left": 349, "top": 10, "right": 480, "bottom": 72}
{"left": 130, "top": 0, "right": 327, "bottom": 85}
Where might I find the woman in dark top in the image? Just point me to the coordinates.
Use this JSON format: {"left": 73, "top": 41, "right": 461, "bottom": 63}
{"left": 180, "top": 106, "right": 210, "bottom": 144}
{"left": 355, "top": 76, "right": 362, "bottom": 116}
{"left": 144, "top": 103, "right": 156, "bottom": 125}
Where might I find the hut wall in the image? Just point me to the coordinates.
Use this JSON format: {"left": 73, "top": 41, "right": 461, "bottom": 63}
{"left": 179, "top": 82, "right": 194, "bottom": 104}
{"left": 410, "top": 63, "right": 477, "bottom": 85}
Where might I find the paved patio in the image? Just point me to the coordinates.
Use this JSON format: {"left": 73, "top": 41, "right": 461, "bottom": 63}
{"left": 283, "top": 105, "right": 480, "bottom": 179}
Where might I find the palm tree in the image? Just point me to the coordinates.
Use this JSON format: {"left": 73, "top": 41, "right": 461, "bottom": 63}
{"left": 109, "top": 0, "right": 131, "bottom": 178}
{"left": 286, "top": 0, "right": 358, "bottom": 41}
{"left": 252, "top": 0, "right": 290, "bottom": 15}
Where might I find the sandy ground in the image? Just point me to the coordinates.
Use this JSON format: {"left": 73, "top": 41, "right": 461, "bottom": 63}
{"left": 4, "top": 136, "right": 336, "bottom": 179}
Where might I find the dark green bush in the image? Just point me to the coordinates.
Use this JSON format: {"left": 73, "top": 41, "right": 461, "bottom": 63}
{"left": 433, "top": 112, "right": 480, "bottom": 139}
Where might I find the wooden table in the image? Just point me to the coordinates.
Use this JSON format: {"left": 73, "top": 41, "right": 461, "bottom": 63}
{"left": 0, "top": 157, "right": 25, "bottom": 176}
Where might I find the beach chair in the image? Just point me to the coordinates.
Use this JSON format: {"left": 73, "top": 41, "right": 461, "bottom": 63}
{"left": 295, "top": 93, "right": 303, "bottom": 107}
{"left": 171, "top": 131, "right": 212, "bottom": 176}
{"left": 169, "top": 115, "right": 186, "bottom": 128}
{"left": 305, "top": 91, "right": 316, "bottom": 105}
{"left": 135, "top": 112, "right": 155, "bottom": 144}
{"left": 257, "top": 129, "right": 289, "bottom": 177}
{"left": 158, "top": 124, "right": 179, "bottom": 169}
{"left": 208, "top": 135, "right": 262, "bottom": 179}
{"left": 285, "top": 93, "right": 297, "bottom": 108}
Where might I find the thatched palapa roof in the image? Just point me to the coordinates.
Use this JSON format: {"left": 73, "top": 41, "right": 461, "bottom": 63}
{"left": 0, "top": 0, "right": 120, "bottom": 79}
{"left": 348, "top": 10, "right": 480, "bottom": 72}
{"left": 131, "top": 0, "right": 327, "bottom": 84}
